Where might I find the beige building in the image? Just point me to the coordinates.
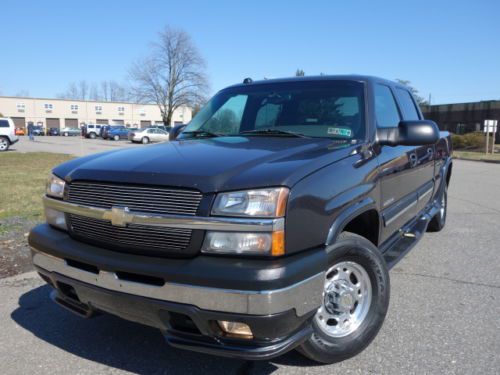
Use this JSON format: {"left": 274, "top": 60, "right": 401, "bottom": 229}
{"left": 0, "top": 96, "right": 191, "bottom": 130}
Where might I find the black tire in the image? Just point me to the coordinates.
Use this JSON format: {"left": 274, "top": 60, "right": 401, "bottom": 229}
{"left": 113, "top": 135, "right": 120, "bottom": 141}
{"left": 297, "top": 231, "right": 390, "bottom": 364}
{"left": 427, "top": 185, "right": 447, "bottom": 232}
{"left": 64, "top": 132, "right": 68, "bottom": 137}
{"left": 142, "top": 137, "right": 150, "bottom": 144}
{"left": 0, "top": 137, "right": 10, "bottom": 152}
{"left": 89, "top": 132, "right": 96, "bottom": 139}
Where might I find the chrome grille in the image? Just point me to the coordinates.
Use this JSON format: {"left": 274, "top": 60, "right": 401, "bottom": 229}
{"left": 67, "top": 181, "right": 202, "bottom": 216}
{"left": 69, "top": 214, "right": 193, "bottom": 251}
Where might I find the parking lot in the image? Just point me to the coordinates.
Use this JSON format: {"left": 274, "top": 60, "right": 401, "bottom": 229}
{"left": 0, "top": 159, "right": 499, "bottom": 374}
{"left": 10, "top": 136, "right": 141, "bottom": 156}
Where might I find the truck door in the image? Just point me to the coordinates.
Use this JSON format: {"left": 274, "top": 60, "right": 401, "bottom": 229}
{"left": 393, "top": 87, "right": 435, "bottom": 215}
{"left": 374, "top": 84, "right": 419, "bottom": 243}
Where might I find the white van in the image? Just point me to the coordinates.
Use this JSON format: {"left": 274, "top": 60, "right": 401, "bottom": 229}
{"left": 0, "top": 118, "right": 19, "bottom": 151}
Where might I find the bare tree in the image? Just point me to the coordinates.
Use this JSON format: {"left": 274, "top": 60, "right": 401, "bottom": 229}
{"left": 395, "top": 79, "right": 429, "bottom": 105}
{"left": 109, "top": 81, "right": 129, "bottom": 102}
{"left": 295, "top": 69, "right": 305, "bottom": 77}
{"left": 130, "top": 26, "right": 209, "bottom": 125}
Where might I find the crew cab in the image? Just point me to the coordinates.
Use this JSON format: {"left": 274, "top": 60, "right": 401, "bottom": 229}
{"left": 29, "top": 76, "right": 452, "bottom": 363}
{"left": 0, "top": 117, "right": 19, "bottom": 151}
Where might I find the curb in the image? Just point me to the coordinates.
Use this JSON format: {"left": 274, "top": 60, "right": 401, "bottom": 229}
{"left": 453, "top": 156, "right": 500, "bottom": 164}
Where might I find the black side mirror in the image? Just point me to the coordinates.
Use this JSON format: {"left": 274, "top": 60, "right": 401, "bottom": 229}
{"left": 169, "top": 124, "right": 187, "bottom": 140}
{"left": 377, "top": 120, "right": 440, "bottom": 146}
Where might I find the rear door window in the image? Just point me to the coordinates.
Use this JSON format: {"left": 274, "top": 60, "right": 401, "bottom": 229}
{"left": 395, "top": 88, "right": 420, "bottom": 120}
{"left": 374, "top": 84, "right": 400, "bottom": 128}
{"left": 0, "top": 120, "right": 9, "bottom": 128}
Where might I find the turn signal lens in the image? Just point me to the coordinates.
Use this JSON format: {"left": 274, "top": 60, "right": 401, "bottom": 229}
{"left": 271, "top": 230, "right": 285, "bottom": 256}
{"left": 217, "top": 321, "right": 253, "bottom": 339}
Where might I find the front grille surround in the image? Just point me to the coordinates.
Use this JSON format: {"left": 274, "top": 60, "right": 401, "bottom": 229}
{"left": 65, "top": 181, "right": 204, "bottom": 257}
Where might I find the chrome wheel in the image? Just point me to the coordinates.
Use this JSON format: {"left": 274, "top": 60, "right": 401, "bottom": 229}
{"left": 440, "top": 190, "right": 446, "bottom": 218}
{"left": 0, "top": 138, "right": 9, "bottom": 151}
{"left": 315, "top": 261, "right": 372, "bottom": 338}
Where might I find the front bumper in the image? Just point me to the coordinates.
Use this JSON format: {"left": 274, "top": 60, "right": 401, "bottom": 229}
{"left": 29, "top": 224, "right": 326, "bottom": 359}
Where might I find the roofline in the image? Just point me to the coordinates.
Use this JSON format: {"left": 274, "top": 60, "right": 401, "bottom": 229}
{"left": 0, "top": 95, "right": 168, "bottom": 106}
{"left": 422, "top": 99, "right": 500, "bottom": 107}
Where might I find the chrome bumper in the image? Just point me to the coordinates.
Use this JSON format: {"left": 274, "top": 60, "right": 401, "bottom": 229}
{"left": 32, "top": 249, "right": 324, "bottom": 317}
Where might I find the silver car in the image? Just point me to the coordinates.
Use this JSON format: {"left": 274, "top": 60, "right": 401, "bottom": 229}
{"left": 129, "top": 128, "right": 170, "bottom": 144}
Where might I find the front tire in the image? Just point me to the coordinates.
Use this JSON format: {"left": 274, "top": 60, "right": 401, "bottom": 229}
{"left": 89, "top": 132, "right": 96, "bottom": 139}
{"left": 0, "top": 137, "right": 10, "bottom": 151}
{"left": 142, "top": 137, "right": 150, "bottom": 144}
{"left": 114, "top": 135, "right": 120, "bottom": 141}
{"left": 298, "top": 232, "right": 390, "bottom": 364}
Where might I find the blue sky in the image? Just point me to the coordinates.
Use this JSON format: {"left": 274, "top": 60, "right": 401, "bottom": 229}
{"left": 0, "top": 0, "right": 499, "bottom": 104}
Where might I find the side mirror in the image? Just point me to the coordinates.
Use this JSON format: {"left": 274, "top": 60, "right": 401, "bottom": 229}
{"left": 169, "top": 124, "right": 187, "bottom": 140}
{"left": 377, "top": 120, "right": 440, "bottom": 146}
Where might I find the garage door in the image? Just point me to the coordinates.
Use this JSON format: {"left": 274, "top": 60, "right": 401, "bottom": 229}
{"left": 65, "top": 118, "right": 78, "bottom": 128}
{"left": 140, "top": 120, "right": 151, "bottom": 128}
{"left": 112, "top": 119, "right": 124, "bottom": 125}
{"left": 46, "top": 118, "right": 61, "bottom": 129}
{"left": 12, "top": 117, "right": 25, "bottom": 129}
{"left": 96, "top": 119, "right": 109, "bottom": 125}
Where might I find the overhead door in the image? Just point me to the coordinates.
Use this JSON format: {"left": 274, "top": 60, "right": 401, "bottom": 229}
{"left": 65, "top": 118, "right": 78, "bottom": 128}
{"left": 112, "top": 119, "right": 124, "bottom": 125}
{"left": 46, "top": 118, "right": 61, "bottom": 129}
{"left": 96, "top": 119, "right": 109, "bottom": 124}
{"left": 12, "top": 117, "right": 25, "bottom": 129}
{"left": 140, "top": 120, "right": 151, "bottom": 128}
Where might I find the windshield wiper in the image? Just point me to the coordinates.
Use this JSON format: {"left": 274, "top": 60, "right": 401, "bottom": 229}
{"left": 239, "top": 129, "right": 310, "bottom": 138}
{"left": 180, "top": 130, "right": 222, "bottom": 138}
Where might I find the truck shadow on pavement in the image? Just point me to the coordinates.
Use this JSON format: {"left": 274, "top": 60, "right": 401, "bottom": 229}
{"left": 11, "top": 285, "right": 318, "bottom": 374}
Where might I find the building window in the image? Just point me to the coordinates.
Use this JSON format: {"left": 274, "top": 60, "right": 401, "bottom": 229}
{"left": 70, "top": 104, "right": 79, "bottom": 111}
{"left": 138, "top": 108, "right": 146, "bottom": 116}
{"left": 95, "top": 105, "right": 102, "bottom": 114}
{"left": 44, "top": 103, "right": 53, "bottom": 111}
{"left": 117, "top": 106, "right": 125, "bottom": 113}
{"left": 17, "top": 103, "right": 25, "bottom": 112}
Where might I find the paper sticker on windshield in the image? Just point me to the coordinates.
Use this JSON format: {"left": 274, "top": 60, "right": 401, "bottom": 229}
{"left": 327, "top": 127, "right": 353, "bottom": 138}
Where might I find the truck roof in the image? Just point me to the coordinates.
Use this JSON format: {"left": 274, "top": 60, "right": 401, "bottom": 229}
{"left": 226, "top": 75, "right": 398, "bottom": 89}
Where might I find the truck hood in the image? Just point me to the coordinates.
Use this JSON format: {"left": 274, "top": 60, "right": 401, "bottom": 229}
{"left": 54, "top": 137, "right": 356, "bottom": 193}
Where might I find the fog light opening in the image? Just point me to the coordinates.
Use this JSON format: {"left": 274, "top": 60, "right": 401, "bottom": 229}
{"left": 217, "top": 320, "right": 253, "bottom": 339}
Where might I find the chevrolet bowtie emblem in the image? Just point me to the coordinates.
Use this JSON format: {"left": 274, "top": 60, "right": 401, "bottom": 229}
{"left": 103, "top": 206, "right": 133, "bottom": 227}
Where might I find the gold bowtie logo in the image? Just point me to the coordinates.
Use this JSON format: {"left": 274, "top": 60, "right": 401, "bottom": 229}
{"left": 103, "top": 206, "right": 133, "bottom": 227}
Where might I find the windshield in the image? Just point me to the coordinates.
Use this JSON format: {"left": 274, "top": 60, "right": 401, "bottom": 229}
{"left": 180, "top": 80, "right": 365, "bottom": 140}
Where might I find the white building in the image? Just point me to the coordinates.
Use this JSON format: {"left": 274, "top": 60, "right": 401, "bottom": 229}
{"left": 0, "top": 96, "right": 191, "bottom": 130}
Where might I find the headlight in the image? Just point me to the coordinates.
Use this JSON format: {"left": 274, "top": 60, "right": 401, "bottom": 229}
{"left": 46, "top": 174, "right": 65, "bottom": 199}
{"left": 202, "top": 230, "right": 284, "bottom": 256}
{"left": 212, "top": 188, "right": 289, "bottom": 217}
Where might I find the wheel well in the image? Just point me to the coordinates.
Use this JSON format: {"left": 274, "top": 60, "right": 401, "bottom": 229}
{"left": 446, "top": 163, "right": 452, "bottom": 186}
{"left": 342, "top": 209, "right": 380, "bottom": 246}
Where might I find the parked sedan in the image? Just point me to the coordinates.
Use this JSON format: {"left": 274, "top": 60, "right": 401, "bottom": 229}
{"left": 60, "top": 127, "right": 81, "bottom": 137}
{"left": 47, "top": 127, "right": 60, "bottom": 136}
{"left": 107, "top": 126, "right": 137, "bottom": 141}
{"left": 128, "top": 128, "right": 169, "bottom": 144}
{"left": 32, "top": 126, "right": 45, "bottom": 136}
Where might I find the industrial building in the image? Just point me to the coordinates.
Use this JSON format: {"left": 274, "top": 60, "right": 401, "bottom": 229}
{"left": 422, "top": 100, "right": 500, "bottom": 142}
{"left": 0, "top": 96, "right": 192, "bottom": 130}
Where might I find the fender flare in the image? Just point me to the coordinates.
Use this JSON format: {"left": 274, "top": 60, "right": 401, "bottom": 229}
{"left": 325, "top": 197, "right": 378, "bottom": 247}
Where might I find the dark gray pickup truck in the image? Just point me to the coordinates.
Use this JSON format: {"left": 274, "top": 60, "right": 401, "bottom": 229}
{"left": 29, "top": 75, "right": 452, "bottom": 364}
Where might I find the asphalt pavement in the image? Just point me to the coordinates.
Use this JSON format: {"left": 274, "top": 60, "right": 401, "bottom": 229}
{"left": 0, "top": 159, "right": 498, "bottom": 374}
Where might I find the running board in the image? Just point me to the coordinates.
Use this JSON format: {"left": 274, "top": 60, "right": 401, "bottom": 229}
{"left": 382, "top": 203, "right": 440, "bottom": 269}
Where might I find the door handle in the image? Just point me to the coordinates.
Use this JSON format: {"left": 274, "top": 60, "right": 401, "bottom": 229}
{"left": 409, "top": 153, "right": 418, "bottom": 167}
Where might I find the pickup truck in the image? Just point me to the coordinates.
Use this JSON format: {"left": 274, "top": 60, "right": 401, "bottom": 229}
{"left": 29, "top": 75, "right": 452, "bottom": 364}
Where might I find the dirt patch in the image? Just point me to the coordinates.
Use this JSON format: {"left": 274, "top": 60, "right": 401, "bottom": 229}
{"left": 0, "top": 217, "right": 38, "bottom": 278}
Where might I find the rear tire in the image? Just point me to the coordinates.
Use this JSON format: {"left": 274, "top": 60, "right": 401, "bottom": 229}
{"left": 297, "top": 231, "right": 390, "bottom": 364}
{"left": 142, "top": 137, "right": 150, "bottom": 144}
{"left": 89, "top": 132, "right": 96, "bottom": 139}
{"left": 428, "top": 185, "right": 447, "bottom": 232}
{"left": 114, "top": 135, "right": 120, "bottom": 141}
{"left": 0, "top": 137, "right": 10, "bottom": 152}
{"left": 64, "top": 132, "right": 68, "bottom": 137}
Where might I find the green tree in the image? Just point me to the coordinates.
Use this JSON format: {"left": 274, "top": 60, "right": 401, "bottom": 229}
{"left": 395, "top": 79, "right": 429, "bottom": 105}
{"left": 295, "top": 69, "right": 305, "bottom": 77}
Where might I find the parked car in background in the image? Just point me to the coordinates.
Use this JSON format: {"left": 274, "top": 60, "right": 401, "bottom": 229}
{"left": 0, "top": 117, "right": 19, "bottom": 151}
{"left": 169, "top": 124, "right": 186, "bottom": 140}
{"left": 101, "top": 125, "right": 125, "bottom": 139}
{"left": 47, "top": 127, "right": 60, "bottom": 136}
{"left": 32, "top": 125, "right": 45, "bottom": 136}
{"left": 107, "top": 126, "right": 136, "bottom": 141}
{"left": 150, "top": 124, "right": 172, "bottom": 132}
{"left": 82, "top": 124, "right": 103, "bottom": 139}
{"left": 128, "top": 127, "right": 169, "bottom": 144}
{"left": 15, "top": 128, "right": 26, "bottom": 136}
{"left": 60, "top": 127, "right": 81, "bottom": 137}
